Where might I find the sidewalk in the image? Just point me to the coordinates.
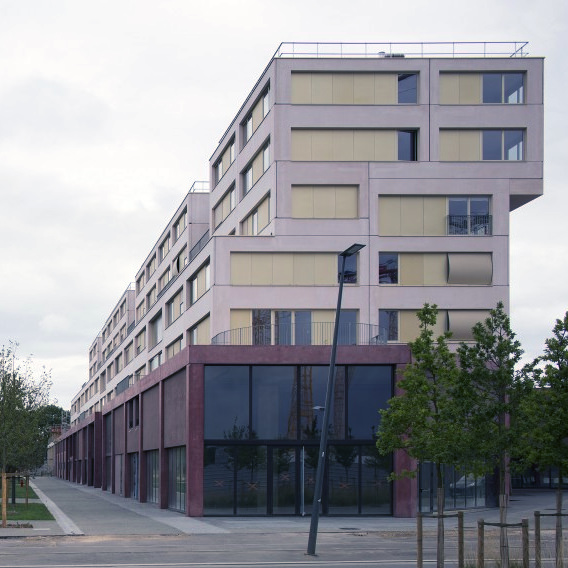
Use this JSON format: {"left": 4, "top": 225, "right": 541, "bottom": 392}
{"left": 0, "top": 476, "right": 564, "bottom": 539}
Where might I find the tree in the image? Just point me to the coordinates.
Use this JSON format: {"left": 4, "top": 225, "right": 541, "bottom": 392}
{"left": 0, "top": 343, "right": 52, "bottom": 527}
{"left": 457, "top": 302, "right": 523, "bottom": 568}
{"left": 517, "top": 311, "right": 568, "bottom": 568}
{"left": 376, "top": 304, "right": 470, "bottom": 568}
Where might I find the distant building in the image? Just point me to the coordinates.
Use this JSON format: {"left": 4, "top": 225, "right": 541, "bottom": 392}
{"left": 55, "top": 42, "right": 543, "bottom": 517}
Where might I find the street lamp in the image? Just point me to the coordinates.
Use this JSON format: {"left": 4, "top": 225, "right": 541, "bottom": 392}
{"left": 307, "top": 243, "right": 365, "bottom": 556}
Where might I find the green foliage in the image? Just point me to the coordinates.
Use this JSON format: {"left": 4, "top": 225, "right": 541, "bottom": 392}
{"left": 376, "top": 304, "right": 470, "bottom": 476}
{"left": 0, "top": 344, "right": 53, "bottom": 474}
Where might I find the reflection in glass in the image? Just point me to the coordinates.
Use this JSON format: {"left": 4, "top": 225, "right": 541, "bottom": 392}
{"left": 361, "top": 446, "right": 391, "bottom": 514}
{"left": 398, "top": 130, "right": 417, "bottom": 161}
{"left": 329, "top": 444, "right": 359, "bottom": 514}
{"left": 275, "top": 311, "right": 291, "bottom": 345}
{"left": 146, "top": 450, "right": 159, "bottom": 504}
{"left": 272, "top": 447, "right": 296, "bottom": 514}
{"left": 482, "top": 73, "right": 502, "bottom": 103}
{"left": 339, "top": 254, "right": 358, "bottom": 284}
{"left": 168, "top": 446, "right": 186, "bottom": 512}
{"left": 504, "top": 73, "right": 524, "bottom": 103}
{"left": 379, "top": 253, "right": 398, "bottom": 284}
{"left": 338, "top": 310, "right": 357, "bottom": 345}
{"left": 252, "top": 309, "right": 271, "bottom": 345}
{"left": 398, "top": 73, "right": 417, "bottom": 104}
{"left": 204, "top": 445, "right": 234, "bottom": 515}
{"left": 295, "top": 311, "right": 312, "bottom": 345}
{"left": 204, "top": 366, "right": 249, "bottom": 439}
{"left": 504, "top": 130, "right": 523, "bottom": 160}
{"left": 379, "top": 310, "right": 398, "bottom": 342}
{"left": 482, "top": 130, "right": 502, "bottom": 160}
{"left": 252, "top": 366, "right": 296, "bottom": 439}
{"left": 236, "top": 445, "right": 267, "bottom": 515}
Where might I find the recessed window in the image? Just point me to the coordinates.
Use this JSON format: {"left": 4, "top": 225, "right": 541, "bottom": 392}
{"left": 159, "top": 236, "right": 170, "bottom": 262}
{"left": 448, "top": 196, "right": 491, "bottom": 235}
{"left": 149, "top": 352, "right": 162, "bottom": 371}
{"left": 149, "top": 312, "right": 163, "bottom": 349}
{"left": 147, "top": 255, "right": 156, "bottom": 278}
{"left": 379, "top": 309, "right": 399, "bottom": 341}
{"left": 146, "top": 285, "right": 157, "bottom": 309}
{"left": 339, "top": 254, "right": 358, "bottom": 284}
{"left": 398, "top": 73, "right": 417, "bottom": 104}
{"left": 263, "top": 144, "right": 270, "bottom": 171}
{"left": 483, "top": 73, "right": 524, "bottom": 104}
{"left": 482, "top": 129, "right": 524, "bottom": 161}
{"left": 172, "top": 247, "right": 188, "bottom": 276}
{"left": 135, "top": 329, "right": 146, "bottom": 354}
{"left": 379, "top": 253, "right": 399, "bottom": 284}
{"left": 398, "top": 130, "right": 417, "bottom": 161}
{"left": 245, "top": 116, "right": 253, "bottom": 141}
{"left": 243, "top": 166, "right": 253, "bottom": 193}
{"left": 263, "top": 89, "right": 270, "bottom": 117}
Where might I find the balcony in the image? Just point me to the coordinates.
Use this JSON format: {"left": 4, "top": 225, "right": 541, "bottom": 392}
{"left": 447, "top": 214, "right": 492, "bottom": 236}
{"left": 212, "top": 322, "right": 388, "bottom": 346}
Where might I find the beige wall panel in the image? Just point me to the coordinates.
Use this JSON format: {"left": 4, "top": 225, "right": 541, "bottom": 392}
{"left": 252, "top": 99, "right": 264, "bottom": 131}
{"left": 314, "top": 253, "right": 337, "bottom": 285}
{"left": 459, "top": 130, "right": 481, "bottom": 161}
{"left": 221, "top": 147, "right": 231, "bottom": 174}
{"left": 257, "top": 196, "right": 270, "bottom": 229}
{"left": 291, "top": 130, "right": 312, "bottom": 161}
{"left": 400, "top": 197, "right": 424, "bottom": 236}
{"left": 400, "top": 254, "right": 424, "bottom": 286}
{"left": 332, "top": 130, "right": 354, "bottom": 161}
{"left": 313, "top": 186, "right": 336, "bottom": 218}
{"left": 311, "top": 130, "right": 334, "bottom": 161}
{"left": 439, "top": 130, "right": 460, "bottom": 162}
{"left": 291, "top": 186, "right": 314, "bottom": 218}
{"left": 291, "top": 73, "right": 312, "bottom": 104}
{"left": 230, "top": 253, "right": 252, "bottom": 285}
{"left": 400, "top": 311, "right": 420, "bottom": 342}
{"left": 353, "top": 73, "right": 375, "bottom": 104}
{"left": 353, "top": 130, "right": 375, "bottom": 161}
{"left": 378, "top": 196, "right": 401, "bottom": 236}
{"left": 439, "top": 73, "right": 460, "bottom": 104}
{"left": 448, "top": 310, "right": 490, "bottom": 340}
{"left": 423, "top": 196, "right": 447, "bottom": 236}
{"left": 311, "top": 73, "right": 333, "bottom": 104}
{"left": 374, "top": 74, "right": 397, "bottom": 104}
{"left": 197, "top": 316, "right": 210, "bottom": 345}
{"left": 374, "top": 130, "right": 397, "bottom": 161}
{"left": 312, "top": 309, "right": 336, "bottom": 345}
{"left": 241, "top": 215, "right": 251, "bottom": 236}
{"left": 231, "top": 309, "right": 251, "bottom": 331}
{"left": 293, "top": 254, "right": 315, "bottom": 285}
{"left": 332, "top": 73, "right": 354, "bottom": 104}
{"left": 459, "top": 74, "right": 481, "bottom": 104}
{"left": 272, "top": 253, "right": 294, "bottom": 285}
{"left": 447, "top": 253, "right": 492, "bottom": 285}
{"left": 423, "top": 254, "right": 448, "bottom": 286}
{"left": 197, "top": 268, "right": 206, "bottom": 297}
{"left": 222, "top": 192, "right": 231, "bottom": 219}
{"left": 251, "top": 254, "right": 273, "bottom": 285}
{"left": 252, "top": 151, "right": 264, "bottom": 184}
{"left": 335, "top": 186, "right": 358, "bottom": 218}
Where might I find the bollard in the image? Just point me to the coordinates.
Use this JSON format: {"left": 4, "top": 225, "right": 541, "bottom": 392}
{"left": 535, "top": 511, "right": 541, "bottom": 568}
{"left": 417, "top": 512, "right": 423, "bottom": 568}
{"left": 477, "top": 519, "right": 484, "bottom": 568}
{"left": 522, "top": 518, "right": 529, "bottom": 568}
{"left": 458, "top": 511, "right": 464, "bottom": 568}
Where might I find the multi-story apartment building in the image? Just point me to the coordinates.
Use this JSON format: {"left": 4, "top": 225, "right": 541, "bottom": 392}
{"left": 55, "top": 42, "right": 543, "bottom": 518}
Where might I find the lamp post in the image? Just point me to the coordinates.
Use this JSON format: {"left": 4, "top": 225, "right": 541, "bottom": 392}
{"left": 307, "top": 243, "right": 365, "bottom": 556}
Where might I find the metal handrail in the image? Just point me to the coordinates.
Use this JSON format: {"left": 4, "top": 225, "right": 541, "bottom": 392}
{"left": 274, "top": 41, "right": 529, "bottom": 59}
{"left": 447, "top": 214, "right": 492, "bottom": 235}
{"left": 211, "top": 322, "right": 388, "bottom": 346}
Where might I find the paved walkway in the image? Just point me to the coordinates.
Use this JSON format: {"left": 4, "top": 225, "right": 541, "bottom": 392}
{"left": 0, "top": 476, "right": 564, "bottom": 538}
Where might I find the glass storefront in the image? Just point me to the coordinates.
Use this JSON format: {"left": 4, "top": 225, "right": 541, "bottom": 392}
{"left": 204, "top": 364, "right": 393, "bottom": 516}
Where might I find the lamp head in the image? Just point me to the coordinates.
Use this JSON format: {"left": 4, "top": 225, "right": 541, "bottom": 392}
{"left": 340, "top": 243, "right": 365, "bottom": 257}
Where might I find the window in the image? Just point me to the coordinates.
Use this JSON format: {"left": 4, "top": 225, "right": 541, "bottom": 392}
{"left": 448, "top": 197, "right": 491, "bottom": 235}
{"left": 275, "top": 311, "right": 292, "bottom": 345}
{"left": 120, "top": 325, "right": 126, "bottom": 341}
{"left": 172, "top": 247, "right": 187, "bottom": 276}
{"left": 149, "top": 352, "right": 162, "bottom": 371}
{"left": 243, "top": 166, "right": 253, "bottom": 193}
{"left": 167, "top": 289, "right": 184, "bottom": 325}
{"left": 398, "top": 73, "right": 417, "bottom": 103}
{"left": 128, "top": 398, "right": 139, "bottom": 429}
{"left": 483, "top": 73, "right": 524, "bottom": 104}
{"left": 379, "top": 253, "right": 399, "bottom": 284}
{"left": 398, "top": 130, "right": 417, "bottom": 161}
{"left": 115, "top": 353, "right": 123, "bottom": 373}
{"left": 147, "top": 255, "right": 156, "bottom": 278}
{"left": 173, "top": 210, "right": 187, "bottom": 241}
{"left": 125, "top": 342, "right": 134, "bottom": 365}
{"left": 134, "top": 365, "right": 145, "bottom": 380}
{"left": 482, "top": 129, "right": 524, "bottom": 161}
{"left": 146, "top": 285, "right": 157, "bottom": 309}
{"left": 149, "top": 313, "right": 163, "bottom": 349}
{"left": 230, "top": 187, "right": 236, "bottom": 210}
{"left": 245, "top": 116, "right": 253, "bottom": 141}
{"left": 166, "top": 337, "right": 183, "bottom": 360}
{"left": 262, "top": 89, "right": 270, "bottom": 117}
{"left": 159, "top": 236, "right": 170, "bottom": 262}
{"left": 379, "top": 309, "right": 399, "bottom": 341}
{"left": 136, "top": 301, "right": 146, "bottom": 321}
{"left": 241, "top": 195, "right": 270, "bottom": 236}
{"left": 215, "top": 161, "right": 223, "bottom": 184}
{"left": 189, "top": 261, "right": 210, "bottom": 305}
{"left": 229, "top": 141, "right": 235, "bottom": 163}
{"left": 135, "top": 329, "right": 146, "bottom": 354}
{"left": 159, "top": 268, "right": 171, "bottom": 292}
{"left": 263, "top": 144, "right": 270, "bottom": 171}
{"left": 295, "top": 311, "right": 312, "bottom": 346}
{"left": 213, "top": 186, "right": 237, "bottom": 228}
{"left": 252, "top": 309, "right": 271, "bottom": 345}
{"left": 339, "top": 254, "right": 358, "bottom": 284}
{"left": 136, "top": 273, "right": 145, "bottom": 295}
{"left": 120, "top": 300, "right": 126, "bottom": 317}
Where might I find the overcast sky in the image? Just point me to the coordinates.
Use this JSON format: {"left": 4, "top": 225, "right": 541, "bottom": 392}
{"left": 0, "top": 0, "right": 566, "bottom": 408}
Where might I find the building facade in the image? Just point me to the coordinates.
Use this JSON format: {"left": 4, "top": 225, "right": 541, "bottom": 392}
{"left": 55, "top": 42, "right": 543, "bottom": 517}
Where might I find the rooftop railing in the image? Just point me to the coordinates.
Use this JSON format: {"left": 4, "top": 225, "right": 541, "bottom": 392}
{"left": 274, "top": 42, "right": 529, "bottom": 59}
{"left": 189, "top": 180, "right": 210, "bottom": 193}
{"left": 211, "top": 322, "right": 389, "bottom": 346}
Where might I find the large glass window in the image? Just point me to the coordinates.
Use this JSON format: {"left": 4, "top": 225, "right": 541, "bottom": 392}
{"left": 275, "top": 311, "right": 292, "bottom": 345}
{"left": 361, "top": 446, "right": 392, "bottom": 514}
{"left": 379, "top": 253, "right": 398, "bottom": 284}
{"left": 483, "top": 73, "right": 524, "bottom": 104}
{"left": 272, "top": 447, "right": 296, "bottom": 514}
{"left": 236, "top": 445, "right": 267, "bottom": 515}
{"left": 338, "top": 309, "right": 357, "bottom": 346}
{"left": 339, "top": 254, "right": 358, "bottom": 284}
{"left": 294, "top": 311, "right": 311, "bottom": 346}
{"left": 204, "top": 446, "right": 234, "bottom": 515}
{"left": 398, "top": 130, "right": 417, "bottom": 161}
{"left": 347, "top": 366, "right": 392, "bottom": 439}
{"left": 204, "top": 366, "right": 250, "bottom": 439}
{"left": 448, "top": 196, "right": 491, "bottom": 235}
{"left": 168, "top": 446, "right": 186, "bottom": 512}
{"left": 252, "top": 366, "right": 296, "bottom": 439}
{"left": 328, "top": 444, "right": 359, "bottom": 514}
{"left": 146, "top": 450, "right": 159, "bottom": 504}
{"left": 379, "top": 309, "right": 399, "bottom": 342}
{"left": 482, "top": 129, "right": 524, "bottom": 161}
{"left": 252, "top": 309, "right": 271, "bottom": 345}
{"left": 398, "top": 73, "right": 417, "bottom": 104}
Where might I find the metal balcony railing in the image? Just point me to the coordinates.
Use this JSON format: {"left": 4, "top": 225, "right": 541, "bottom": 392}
{"left": 211, "top": 322, "right": 388, "bottom": 346}
{"left": 447, "top": 214, "right": 492, "bottom": 236}
{"left": 274, "top": 42, "right": 529, "bottom": 59}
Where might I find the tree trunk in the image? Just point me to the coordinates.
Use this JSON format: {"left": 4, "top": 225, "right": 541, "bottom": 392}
{"left": 555, "top": 465, "right": 563, "bottom": 568}
{"left": 436, "top": 463, "right": 445, "bottom": 568}
{"left": 499, "top": 455, "right": 509, "bottom": 568}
